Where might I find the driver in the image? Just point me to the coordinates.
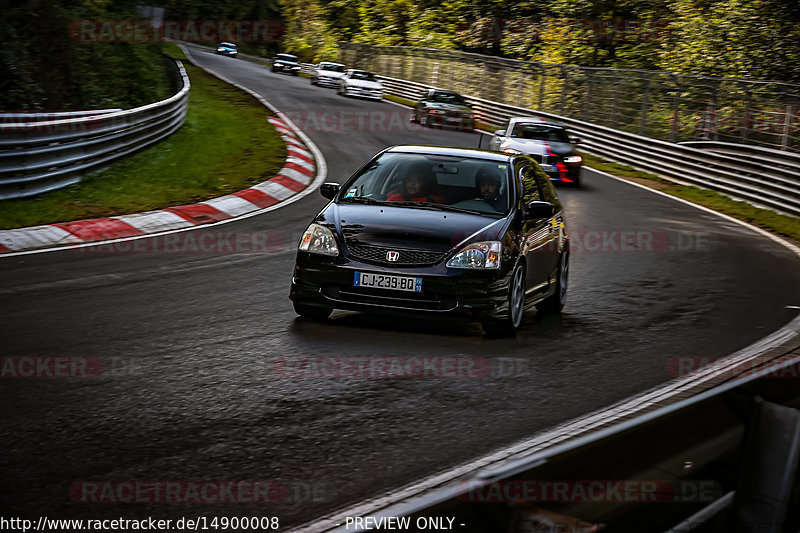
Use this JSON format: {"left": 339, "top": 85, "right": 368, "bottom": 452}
{"left": 475, "top": 168, "right": 503, "bottom": 209}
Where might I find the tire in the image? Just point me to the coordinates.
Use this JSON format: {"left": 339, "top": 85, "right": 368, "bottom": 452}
{"left": 536, "top": 251, "right": 568, "bottom": 314}
{"left": 293, "top": 301, "right": 332, "bottom": 320}
{"left": 420, "top": 114, "right": 429, "bottom": 127}
{"left": 410, "top": 111, "right": 418, "bottom": 124}
{"left": 483, "top": 263, "right": 526, "bottom": 337}
{"left": 271, "top": 66, "right": 277, "bottom": 72}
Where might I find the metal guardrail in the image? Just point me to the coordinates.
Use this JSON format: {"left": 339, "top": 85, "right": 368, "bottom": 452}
{"left": 378, "top": 75, "right": 800, "bottom": 217}
{"left": 0, "top": 59, "right": 190, "bottom": 200}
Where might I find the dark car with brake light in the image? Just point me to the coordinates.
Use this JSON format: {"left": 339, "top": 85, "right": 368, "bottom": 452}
{"left": 289, "top": 146, "right": 569, "bottom": 336}
{"left": 411, "top": 89, "right": 476, "bottom": 131}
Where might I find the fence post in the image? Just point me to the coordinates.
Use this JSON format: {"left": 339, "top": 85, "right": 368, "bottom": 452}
{"left": 639, "top": 73, "right": 651, "bottom": 136}
{"left": 782, "top": 104, "right": 795, "bottom": 151}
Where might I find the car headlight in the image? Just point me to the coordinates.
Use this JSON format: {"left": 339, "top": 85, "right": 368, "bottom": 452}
{"left": 503, "top": 148, "right": 522, "bottom": 154}
{"left": 563, "top": 155, "right": 582, "bottom": 163}
{"left": 217, "top": 48, "right": 224, "bottom": 52}
{"left": 299, "top": 223, "right": 339, "bottom": 256}
{"left": 446, "top": 241, "right": 501, "bottom": 269}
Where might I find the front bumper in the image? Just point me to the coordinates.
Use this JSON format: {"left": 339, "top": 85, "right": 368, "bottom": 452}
{"left": 344, "top": 86, "right": 382, "bottom": 99}
{"left": 290, "top": 252, "right": 514, "bottom": 321}
{"left": 317, "top": 77, "right": 340, "bottom": 88}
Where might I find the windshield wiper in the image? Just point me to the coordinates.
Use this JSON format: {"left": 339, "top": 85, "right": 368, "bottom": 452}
{"left": 389, "top": 201, "right": 485, "bottom": 215}
{"left": 339, "top": 197, "right": 386, "bottom": 205}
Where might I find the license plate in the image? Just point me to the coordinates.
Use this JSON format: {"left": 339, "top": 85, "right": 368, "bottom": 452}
{"left": 354, "top": 272, "right": 422, "bottom": 292}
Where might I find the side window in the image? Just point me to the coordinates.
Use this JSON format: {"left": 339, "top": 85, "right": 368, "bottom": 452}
{"left": 518, "top": 165, "right": 541, "bottom": 205}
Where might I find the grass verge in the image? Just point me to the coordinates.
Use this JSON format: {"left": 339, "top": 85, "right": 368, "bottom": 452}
{"left": 581, "top": 152, "right": 800, "bottom": 244}
{"left": 0, "top": 54, "right": 286, "bottom": 230}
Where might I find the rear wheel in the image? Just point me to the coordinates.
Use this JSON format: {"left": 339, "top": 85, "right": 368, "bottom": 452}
{"left": 293, "top": 301, "right": 332, "bottom": 320}
{"left": 483, "top": 263, "right": 525, "bottom": 337}
{"left": 536, "top": 251, "right": 568, "bottom": 314}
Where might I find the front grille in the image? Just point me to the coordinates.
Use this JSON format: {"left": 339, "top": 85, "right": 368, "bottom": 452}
{"left": 347, "top": 245, "right": 446, "bottom": 266}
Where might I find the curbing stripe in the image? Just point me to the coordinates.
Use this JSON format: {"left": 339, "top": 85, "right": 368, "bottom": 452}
{"left": 284, "top": 161, "right": 314, "bottom": 178}
{"left": 279, "top": 167, "right": 313, "bottom": 185}
{"left": 288, "top": 150, "right": 315, "bottom": 166}
{"left": 270, "top": 175, "right": 308, "bottom": 193}
{"left": 114, "top": 211, "right": 196, "bottom": 233}
{"left": 203, "top": 194, "right": 262, "bottom": 217}
{"left": 0, "top": 225, "right": 83, "bottom": 252}
{"left": 52, "top": 218, "right": 143, "bottom": 242}
{"left": 165, "top": 203, "right": 232, "bottom": 224}
{"left": 233, "top": 188, "right": 280, "bottom": 209}
{"left": 250, "top": 180, "right": 297, "bottom": 201}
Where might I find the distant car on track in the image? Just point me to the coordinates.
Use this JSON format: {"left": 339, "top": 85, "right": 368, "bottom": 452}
{"left": 311, "top": 62, "right": 346, "bottom": 88}
{"left": 289, "top": 145, "right": 569, "bottom": 336}
{"left": 272, "top": 53, "right": 300, "bottom": 75}
{"left": 411, "top": 89, "right": 475, "bottom": 131}
{"left": 337, "top": 69, "right": 383, "bottom": 100}
{"left": 489, "top": 117, "right": 583, "bottom": 186}
{"left": 216, "top": 42, "right": 237, "bottom": 57}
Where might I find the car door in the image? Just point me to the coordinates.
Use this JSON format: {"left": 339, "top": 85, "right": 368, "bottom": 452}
{"left": 516, "top": 160, "right": 558, "bottom": 293}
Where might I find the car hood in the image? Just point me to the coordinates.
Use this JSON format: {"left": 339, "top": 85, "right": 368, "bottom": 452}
{"left": 426, "top": 103, "right": 472, "bottom": 113}
{"left": 318, "top": 70, "right": 344, "bottom": 78}
{"left": 345, "top": 79, "right": 382, "bottom": 89}
{"left": 275, "top": 60, "right": 299, "bottom": 66}
{"left": 506, "top": 139, "right": 575, "bottom": 157}
{"left": 327, "top": 203, "right": 505, "bottom": 252}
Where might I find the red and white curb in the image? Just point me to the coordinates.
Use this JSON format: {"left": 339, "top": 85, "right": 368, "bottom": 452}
{"left": 0, "top": 116, "right": 321, "bottom": 256}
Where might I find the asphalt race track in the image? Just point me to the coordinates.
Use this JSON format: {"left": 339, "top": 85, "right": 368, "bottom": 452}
{"left": 2, "top": 48, "right": 800, "bottom": 528}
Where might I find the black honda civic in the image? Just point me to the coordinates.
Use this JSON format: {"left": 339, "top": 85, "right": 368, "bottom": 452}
{"left": 289, "top": 145, "right": 570, "bottom": 335}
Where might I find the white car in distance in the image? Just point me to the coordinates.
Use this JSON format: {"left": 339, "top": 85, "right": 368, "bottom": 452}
{"left": 338, "top": 69, "right": 383, "bottom": 100}
{"left": 312, "top": 62, "right": 346, "bottom": 88}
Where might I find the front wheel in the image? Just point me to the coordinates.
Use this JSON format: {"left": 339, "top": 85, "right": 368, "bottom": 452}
{"left": 293, "top": 301, "right": 332, "bottom": 320}
{"left": 536, "top": 251, "right": 568, "bottom": 314}
{"left": 483, "top": 263, "right": 526, "bottom": 337}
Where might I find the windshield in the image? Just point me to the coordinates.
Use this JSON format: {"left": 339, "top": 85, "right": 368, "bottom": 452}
{"left": 339, "top": 153, "right": 511, "bottom": 215}
{"left": 510, "top": 123, "right": 571, "bottom": 143}
{"left": 219, "top": 42, "right": 236, "bottom": 49}
{"left": 430, "top": 92, "right": 468, "bottom": 105}
{"left": 276, "top": 54, "right": 297, "bottom": 62}
{"left": 350, "top": 71, "right": 376, "bottom": 81}
{"left": 319, "top": 63, "right": 345, "bottom": 72}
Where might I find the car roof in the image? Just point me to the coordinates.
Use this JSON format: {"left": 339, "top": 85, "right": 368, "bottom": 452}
{"left": 385, "top": 145, "right": 513, "bottom": 162}
{"left": 276, "top": 54, "right": 297, "bottom": 59}
{"left": 319, "top": 62, "right": 344, "bottom": 67}
{"left": 219, "top": 42, "right": 236, "bottom": 47}
{"left": 509, "top": 116, "right": 565, "bottom": 128}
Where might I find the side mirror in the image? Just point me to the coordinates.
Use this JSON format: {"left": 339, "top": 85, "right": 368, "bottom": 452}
{"left": 494, "top": 129, "right": 506, "bottom": 137}
{"left": 320, "top": 182, "right": 341, "bottom": 200}
{"left": 525, "top": 201, "right": 554, "bottom": 220}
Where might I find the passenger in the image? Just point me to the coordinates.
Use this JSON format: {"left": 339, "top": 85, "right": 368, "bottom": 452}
{"left": 475, "top": 168, "right": 504, "bottom": 210}
{"left": 386, "top": 164, "right": 444, "bottom": 203}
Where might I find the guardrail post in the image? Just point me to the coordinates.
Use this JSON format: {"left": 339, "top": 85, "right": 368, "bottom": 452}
{"left": 782, "top": 103, "right": 795, "bottom": 151}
